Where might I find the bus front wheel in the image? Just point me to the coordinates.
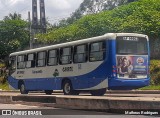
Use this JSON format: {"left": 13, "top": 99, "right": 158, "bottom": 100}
{"left": 20, "top": 83, "right": 28, "bottom": 94}
{"left": 90, "top": 88, "right": 106, "bottom": 96}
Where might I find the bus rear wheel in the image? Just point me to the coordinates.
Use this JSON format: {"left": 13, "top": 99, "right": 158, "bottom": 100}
{"left": 45, "top": 90, "right": 53, "bottom": 95}
{"left": 63, "top": 80, "right": 77, "bottom": 95}
{"left": 20, "top": 83, "right": 28, "bottom": 94}
{"left": 90, "top": 88, "right": 106, "bottom": 96}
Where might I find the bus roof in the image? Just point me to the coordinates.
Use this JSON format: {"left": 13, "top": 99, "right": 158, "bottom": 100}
{"left": 10, "top": 33, "right": 148, "bottom": 56}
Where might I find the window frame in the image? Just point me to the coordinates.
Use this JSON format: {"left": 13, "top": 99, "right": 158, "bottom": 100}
{"left": 26, "top": 53, "right": 36, "bottom": 68}
{"left": 36, "top": 51, "right": 47, "bottom": 67}
{"left": 9, "top": 56, "right": 16, "bottom": 75}
{"left": 17, "top": 55, "right": 26, "bottom": 69}
{"left": 47, "top": 49, "right": 59, "bottom": 66}
{"left": 89, "top": 41, "right": 106, "bottom": 62}
{"left": 59, "top": 47, "right": 72, "bottom": 65}
{"left": 73, "top": 44, "right": 88, "bottom": 63}
{"left": 116, "top": 37, "right": 148, "bottom": 55}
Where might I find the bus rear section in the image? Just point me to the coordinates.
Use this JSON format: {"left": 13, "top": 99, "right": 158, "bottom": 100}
{"left": 109, "top": 34, "right": 150, "bottom": 90}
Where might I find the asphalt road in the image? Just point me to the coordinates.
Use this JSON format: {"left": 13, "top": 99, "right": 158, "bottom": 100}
{"left": 0, "top": 103, "right": 155, "bottom": 118}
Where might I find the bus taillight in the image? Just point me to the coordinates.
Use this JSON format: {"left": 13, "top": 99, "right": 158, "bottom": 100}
{"left": 112, "top": 69, "right": 116, "bottom": 73}
{"left": 112, "top": 66, "right": 117, "bottom": 73}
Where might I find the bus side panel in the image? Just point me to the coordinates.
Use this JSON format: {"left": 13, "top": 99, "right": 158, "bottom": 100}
{"left": 7, "top": 76, "right": 19, "bottom": 89}
{"left": 70, "top": 62, "right": 109, "bottom": 90}
{"left": 22, "top": 78, "right": 62, "bottom": 90}
{"left": 8, "top": 76, "right": 62, "bottom": 91}
{"left": 71, "top": 40, "right": 112, "bottom": 90}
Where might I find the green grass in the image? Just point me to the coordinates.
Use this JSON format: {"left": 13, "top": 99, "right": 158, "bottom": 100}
{"left": 0, "top": 82, "right": 10, "bottom": 90}
{"left": 1, "top": 83, "right": 160, "bottom": 91}
{"left": 139, "top": 85, "right": 160, "bottom": 90}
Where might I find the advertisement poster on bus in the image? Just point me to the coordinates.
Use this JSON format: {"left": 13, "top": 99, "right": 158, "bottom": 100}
{"left": 116, "top": 56, "right": 148, "bottom": 77}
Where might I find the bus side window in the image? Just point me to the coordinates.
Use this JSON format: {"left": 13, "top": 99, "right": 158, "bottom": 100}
{"left": 89, "top": 41, "right": 106, "bottom": 62}
{"left": 9, "top": 56, "right": 16, "bottom": 75}
{"left": 26, "top": 53, "right": 35, "bottom": 68}
{"left": 37, "top": 51, "right": 46, "bottom": 67}
{"left": 17, "top": 55, "right": 26, "bottom": 69}
{"left": 59, "top": 47, "right": 72, "bottom": 65}
{"left": 74, "top": 44, "right": 88, "bottom": 63}
{"left": 47, "top": 49, "right": 58, "bottom": 66}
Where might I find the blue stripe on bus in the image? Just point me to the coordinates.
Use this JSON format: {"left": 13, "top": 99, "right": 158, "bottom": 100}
{"left": 108, "top": 78, "right": 150, "bottom": 90}
{"left": 8, "top": 59, "right": 110, "bottom": 91}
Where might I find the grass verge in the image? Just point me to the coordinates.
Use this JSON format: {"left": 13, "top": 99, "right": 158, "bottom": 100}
{"left": 0, "top": 82, "right": 10, "bottom": 90}
{"left": 0, "top": 82, "right": 160, "bottom": 91}
{"left": 139, "top": 85, "right": 160, "bottom": 90}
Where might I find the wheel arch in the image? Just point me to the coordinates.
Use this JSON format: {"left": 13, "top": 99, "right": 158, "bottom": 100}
{"left": 18, "top": 80, "right": 24, "bottom": 89}
{"left": 61, "top": 78, "right": 72, "bottom": 89}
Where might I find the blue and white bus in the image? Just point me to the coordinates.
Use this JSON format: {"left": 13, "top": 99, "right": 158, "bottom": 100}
{"left": 8, "top": 33, "right": 150, "bottom": 96}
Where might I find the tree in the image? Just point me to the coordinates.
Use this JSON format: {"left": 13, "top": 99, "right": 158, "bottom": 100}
{"left": 57, "top": 0, "right": 129, "bottom": 27}
{"left": 0, "top": 13, "right": 29, "bottom": 59}
{"left": 4, "top": 12, "right": 21, "bottom": 20}
{"left": 36, "top": 0, "right": 160, "bottom": 60}
{"left": 127, "top": 0, "right": 136, "bottom": 3}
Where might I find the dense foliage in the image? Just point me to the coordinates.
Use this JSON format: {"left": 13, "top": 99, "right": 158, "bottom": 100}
{"left": 0, "top": 62, "right": 6, "bottom": 84}
{"left": 56, "top": 0, "right": 137, "bottom": 27}
{"left": 150, "top": 60, "right": 160, "bottom": 85}
{"left": 37, "top": 0, "right": 160, "bottom": 59}
{"left": 0, "top": 13, "right": 29, "bottom": 59}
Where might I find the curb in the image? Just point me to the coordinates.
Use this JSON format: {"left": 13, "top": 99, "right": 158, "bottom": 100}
{"left": 106, "top": 90, "right": 160, "bottom": 94}
{"left": 55, "top": 96, "right": 160, "bottom": 113}
{"left": 12, "top": 95, "right": 56, "bottom": 103}
{"left": 1, "top": 90, "right": 160, "bottom": 94}
{"left": 0, "top": 96, "right": 12, "bottom": 104}
{"left": 0, "top": 93, "right": 160, "bottom": 114}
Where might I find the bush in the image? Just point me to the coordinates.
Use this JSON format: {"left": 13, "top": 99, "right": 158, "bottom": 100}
{"left": 150, "top": 60, "right": 160, "bottom": 85}
{"left": 0, "top": 76, "right": 6, "bottom": 84}
{"left": 0, "top": 62, "right": 7, "bottom": 84}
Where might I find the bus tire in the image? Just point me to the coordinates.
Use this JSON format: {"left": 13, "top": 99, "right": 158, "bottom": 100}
{"left": 62, "top": 80, "right": 74, "bottom": 95}
{"left": 20, "top": 83, "right": 28, "bottom": 94}
{"left": 73, "top": 91, "right": 80, "bottom": 95}
{"left": 45, "top": 90, "right": 53, "bottom": 95}
{"left": 90, "top": 88, "right": 106, "bottom": 96}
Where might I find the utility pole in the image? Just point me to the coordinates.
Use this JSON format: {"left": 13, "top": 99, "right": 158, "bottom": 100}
{"left": 28, "top": 11, "right": 33, "bottom": 49}
{"left": 40, "top": 0, "right": 46, "bottom": 33}
{"left": 30, "top": 0, "right": 47, "bottom": 48}
{"left": 32, "top": 0, "right": 38, "bottom": 31}
{"left": 31, "top": 0, "right": 38, "bottom": 48}
{"left": 32, "top": 0, "right": 46, "bottom": 33}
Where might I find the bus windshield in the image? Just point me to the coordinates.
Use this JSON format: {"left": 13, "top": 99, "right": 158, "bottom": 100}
{"left": 116, "top": 36, "right": 148, "bottom": 55}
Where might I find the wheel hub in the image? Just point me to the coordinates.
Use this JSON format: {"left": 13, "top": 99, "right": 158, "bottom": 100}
{"left": 64, "top": 83, "right": 70, "bottom": 93}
